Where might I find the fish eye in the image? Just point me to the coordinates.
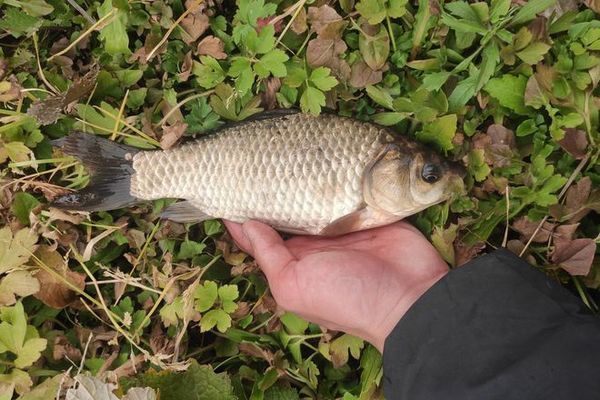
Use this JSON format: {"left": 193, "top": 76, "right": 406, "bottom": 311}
{"left": 421, "top": 164, "right": 441, "bottom": 184}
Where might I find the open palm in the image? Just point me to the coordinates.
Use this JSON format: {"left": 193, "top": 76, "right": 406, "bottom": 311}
{"left": 225, "top": 220, "right": 448, "bottom": 351}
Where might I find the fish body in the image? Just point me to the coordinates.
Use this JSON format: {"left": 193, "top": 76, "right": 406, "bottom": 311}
{"left": 54, "top": 110, "right": 464, "bottom": 236}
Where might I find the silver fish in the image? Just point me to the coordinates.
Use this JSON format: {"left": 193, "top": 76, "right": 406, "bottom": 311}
{"left": 53, "top": 110, "right": 464, "bottom": 236}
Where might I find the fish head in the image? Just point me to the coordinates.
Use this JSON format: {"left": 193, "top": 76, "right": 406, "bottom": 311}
{"left": 363, "top": 144, "right": 465, "bottom": 216}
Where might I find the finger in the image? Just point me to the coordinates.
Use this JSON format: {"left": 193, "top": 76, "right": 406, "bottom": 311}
{"left": 242, "top": 220, "right": 297, "bottom": 280}
{"left": 223, "top": 220, "right": 253, "bottom": 254}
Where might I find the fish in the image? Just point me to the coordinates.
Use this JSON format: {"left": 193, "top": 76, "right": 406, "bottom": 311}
{"left": 52, "top": 110, "right": 465, "bottom": 236}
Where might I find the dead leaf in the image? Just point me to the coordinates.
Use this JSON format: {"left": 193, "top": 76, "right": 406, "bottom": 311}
{"left": 454, "top": 241, "right": 485, "bottom": 266}
{"left": 181, "top": 12, "right": 209, "bottom": 44}
{"left": 53, "top": 335, "right": 82, "bottom": 362}
{"left": 584, "top": 0, "right": 600, "bottom": 12}
{"left": 291, "top": 6, "right": 308, "bottom": 34}
{"left": 349, "top": 60, "right": 382, "bottom": 88}
{"left": 512, "top": 216, "right": 555, "bottom": 243}
{"left": 565, "top": 177, "right": 592, "bottom": 222}
{"left": 197, "top": 36, "right": 226, "bottom": 59}
{"left": 160, "top": 122, "right": 187, "bottom": 150}
{"left": 239, "top": 343, "right": 274, "bottom": 365}
{"left": 551, "top": 238, "right": 596, "bottom": 276}
{"left": 552, "top": 223, "right": 579, "bottom": 242}
{"left": 179, "top": 52, "right": 193, "bottom": 82}
{"left": 307, "top": 5, "right": 347, "bottom": 39}
{"left": 558, "top": 128, "right": 588, "bottom": 159}
{"left": 27, "top": 67, "right": 99, "bottom": 125}
{"left": 487, "top": 124, "right": 516, "bottom": 148}
{"left": 0, "top": 76, "right": 23, "bottom": 103}
{"left": 260, "top": 77, "right": 281, "bottom": 110}
{"left": 33, "top": 245, "right": 86, "bottom": 309}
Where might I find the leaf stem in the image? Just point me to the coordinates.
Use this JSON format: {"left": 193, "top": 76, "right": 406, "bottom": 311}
{"left": 386, "top": 15, "right": 397, "bottom": 52}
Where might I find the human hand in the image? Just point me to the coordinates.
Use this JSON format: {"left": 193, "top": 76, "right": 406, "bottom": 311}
{"left": 224, "top": 220, "right": 448, "bottom": 352}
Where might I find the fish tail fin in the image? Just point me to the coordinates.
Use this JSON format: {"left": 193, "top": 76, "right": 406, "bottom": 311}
{"left": 52, "top": 132, "right": 140, "bottom": 211}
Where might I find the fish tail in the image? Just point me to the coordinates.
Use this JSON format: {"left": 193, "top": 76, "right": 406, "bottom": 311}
{"left": 52, "top": 132, "right": 140, "bottom": 211}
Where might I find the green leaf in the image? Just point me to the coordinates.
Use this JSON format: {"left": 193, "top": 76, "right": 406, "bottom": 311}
{"left": 11, "top": 193, "right": 40, "bottom": 225}
{"left": 309, "top": 67, "right": 338, "bottom": 91}
{"left": 201, "top": 309, "right": 232, "bottom": 333}
{"left": 195, "top": 281, "right": 218, "bottom": 312}
{"left": 516, "top": 42, "right": 551, "bottom": 64}
{"left": 120, "top": 360, "right": 237, "bottom": 400}
{"left": 510, "top": 0, "right": 557, "bottom": 26}
{"left": 98, "top": 0, "right": 130, "bottom": 56}
{"left": 0, "top": 227, "right": 38, "bottom": 274}
{"left": 329, "top": 334, "right": 364, "bottom": 366}
{"left": 0, "top": 303, "right": 46, "bottom": 369}
{"left": 359, "top": 26, "right": 390, "bottom": 70}
{"left": 280, "top": 312, "right": 308, "bottom": 334}
{"left": 264, "top": 385, "right": 300, "bottom": 400}
{"left": 235, "top": 0, "right": 277, "bottom": 26}
{"left": 366, "top": 85, "right": 394, "bottom": 110}
{"left": 416, "top": 114, "right": 457, "bottom": 151}
{"left": 255, "top": 49, "right": 289, "bottom": 78}
{"left": 484, "top": 74, "right": 530, "bottom": 115}
{"left": 184, "top": 97, "right": 222, "bottom": 135}
{"left": 300, "top": 86, "right": 326, "bottom": 115}
{"left": 356, "top": 0, "right": 387, "bottom": 24}
{"left": 178, "top": 240, "right": 206, "bottom": 260}
{"left": 15, "top": 338, "right": 46, "bottom": 369}
{"left": 0, "top": 8, "right": 41, "bottom": 38}
{"left": 475, "top": 41, "right": 500, "bottom": 92}
{"left": 18, "top": 373, "right": 64, "bottom": 400}
{"left": 468, "top": 149, "right": 491, "bottom": 181}
{"left": 193, "top": 56, "right": 226, "bottom": 89}
{"left": 218, "top": 285, "right": 239, "bottom": 303}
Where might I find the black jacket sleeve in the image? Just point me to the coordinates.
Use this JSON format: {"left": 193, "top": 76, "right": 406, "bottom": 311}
{"left": 382, "top": 248, "right": 600, "bottom": 400}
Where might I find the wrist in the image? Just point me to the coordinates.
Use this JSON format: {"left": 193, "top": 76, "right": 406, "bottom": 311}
{"left": 371, "top": 269, "right": 448, "bottom": 353}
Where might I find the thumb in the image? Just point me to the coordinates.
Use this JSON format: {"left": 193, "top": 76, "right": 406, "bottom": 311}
{"left": 242, "top": 220, "right": 296, "bottom": 280}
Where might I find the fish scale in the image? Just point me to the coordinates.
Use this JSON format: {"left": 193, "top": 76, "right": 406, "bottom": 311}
{"left": 129, "top": 113, "right": 389, "bottom": 233}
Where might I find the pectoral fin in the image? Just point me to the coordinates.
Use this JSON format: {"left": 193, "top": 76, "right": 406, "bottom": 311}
{"left": 319, "top": 207, "right": 402, "bottom": 236}
{"left": 161, "top": 201, "right": 212, "bottom": 223}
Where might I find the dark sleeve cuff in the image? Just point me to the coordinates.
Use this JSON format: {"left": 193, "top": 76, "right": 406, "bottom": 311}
{"left": 382, "top": 248, "right": 600, "bottom": 400}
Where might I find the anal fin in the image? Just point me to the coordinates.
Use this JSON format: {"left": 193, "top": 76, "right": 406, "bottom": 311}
{"left": 161, "top": 201, "right": 212, "bottom": 223}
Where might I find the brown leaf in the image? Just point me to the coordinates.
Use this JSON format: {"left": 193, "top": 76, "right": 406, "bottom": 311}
{"left": 197, "top": 36, "right": 226, "bottom": 59}
{"left": 27, "top": 67, "right": 99, "bottom": 125}
{"left": 349, "top": 60, "right": 382, "bottom": 88}
{"left": 307, "top": 5, "right": 346, "bottom": 39}
{"left": 512, "top": 216, "right": 555, "bottom": 243}
{"left": 0, "top": 75, "right": 23, "bottom": 103}
{"left": 454, "top": 241, "right": 485, "bottom": 267}
{"left": 487, "top": 124, "right": 516, "bottom": 148}
{"left": 558, "top": 128, "right": 588, "bottom": 159}
{"left": 53, "top": 335, "right": 82, "bottom": 362}
{"left": 33, "top": 245, "right": 86, "bottom": 309}
{"left": 179, "top": 52, "right": 193, "bottom": 82}
{"left": 260, "top": 77, "right": 281, "bottom": 110}
{"left": 307, "top": 38, "right": 347, "bottom": 67}
{"left": 291, "top": 6, "right": 307, "bottom": 34}
{"left": 181, "top": 13, "right": 209, "bottom": 44}
{"left": 306, "top": 38, "right": 350, "bottom": 81}
{"left": 551, "top": 238, "right": 596, "bottom": 276}
{"left": 552, "top": 223, "right": 579, "bottom": 242}
{"left": 239, "top": 342, "right": 274, "bottom": 365}
{"left": 160, "top": 122, "right": 188, "bottom": 150}
{"left": 564, "top": 176, "right": 592, "bottom": 222}
{"left": 584, "top": 0, "right": 600, "bottom": 12}
{"left": 0, "top": 58, "right": 7, "bottom": 80}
